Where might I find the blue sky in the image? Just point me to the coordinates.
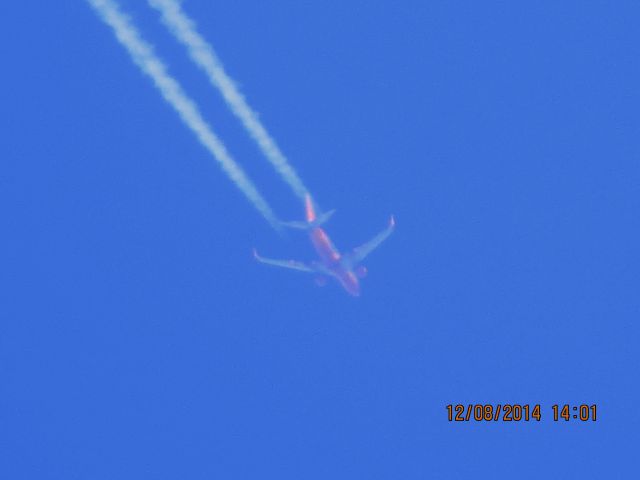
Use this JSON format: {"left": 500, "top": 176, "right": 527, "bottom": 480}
{"left": 1, "top": 1, "right": 638, "bottom": 478}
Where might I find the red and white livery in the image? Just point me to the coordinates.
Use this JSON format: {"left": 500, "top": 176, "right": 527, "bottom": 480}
{"left": 254, "top": 195, "right": 395, "bottom": 296}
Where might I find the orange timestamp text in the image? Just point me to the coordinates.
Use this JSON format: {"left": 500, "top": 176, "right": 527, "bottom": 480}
{"left": 446, "top": 404, "right": 597, "bottom": 422}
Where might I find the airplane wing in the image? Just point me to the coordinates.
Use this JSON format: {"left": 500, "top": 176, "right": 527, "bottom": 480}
{"left": 253, "top": 249, "right": 317, "bottom": 273}
{"left": 344, "top": 216, "right": 395, "bottom": 266}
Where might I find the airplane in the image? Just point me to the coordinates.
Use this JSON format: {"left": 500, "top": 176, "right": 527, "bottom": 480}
{"left": 253, "top": 195, "right": 395, "bottom": 296}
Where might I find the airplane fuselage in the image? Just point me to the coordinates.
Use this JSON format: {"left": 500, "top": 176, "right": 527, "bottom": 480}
{"left": 309, "top": 226, "right": 361, "bottom": 296}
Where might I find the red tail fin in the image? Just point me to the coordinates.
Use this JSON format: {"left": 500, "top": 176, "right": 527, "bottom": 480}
{"left": 305, "top": 194, "right": 316, "bottom": 223}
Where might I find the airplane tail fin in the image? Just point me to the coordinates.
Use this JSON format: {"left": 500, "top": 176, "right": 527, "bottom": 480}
{"left": 280, "top": 194, "right": 335, "bottom": 230}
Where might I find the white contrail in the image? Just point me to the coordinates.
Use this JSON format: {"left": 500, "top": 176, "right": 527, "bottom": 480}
{"left": 86, "top": 0, "right": 280, "bottom": 230}
{"left": 148, "top": 0, "right": 310, "bottom": 202}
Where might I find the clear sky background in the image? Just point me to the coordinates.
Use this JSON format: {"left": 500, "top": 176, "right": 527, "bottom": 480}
{"left": 1, "top": 1, "right": 638, "bottom": 478}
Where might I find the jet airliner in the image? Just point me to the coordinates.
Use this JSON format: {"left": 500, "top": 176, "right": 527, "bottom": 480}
{"left": 253, "top": 195, "right": 395, "bottom": 296}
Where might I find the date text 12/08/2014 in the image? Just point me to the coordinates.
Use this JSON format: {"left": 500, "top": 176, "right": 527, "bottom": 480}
{"left": 446, "top": 404, "right": 597, "bottom": 422}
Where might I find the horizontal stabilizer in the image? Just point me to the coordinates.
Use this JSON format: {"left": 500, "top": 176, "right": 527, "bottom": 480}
{"left": 281, "top": 209, "right": 336, "bottom": 230}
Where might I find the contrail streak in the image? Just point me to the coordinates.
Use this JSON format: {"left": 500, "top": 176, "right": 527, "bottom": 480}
{"left": 148, "top": 0, "right": 310, "bottom": 202}
{"left": 86, "top": 0, "right": 280, "bottom": 230}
